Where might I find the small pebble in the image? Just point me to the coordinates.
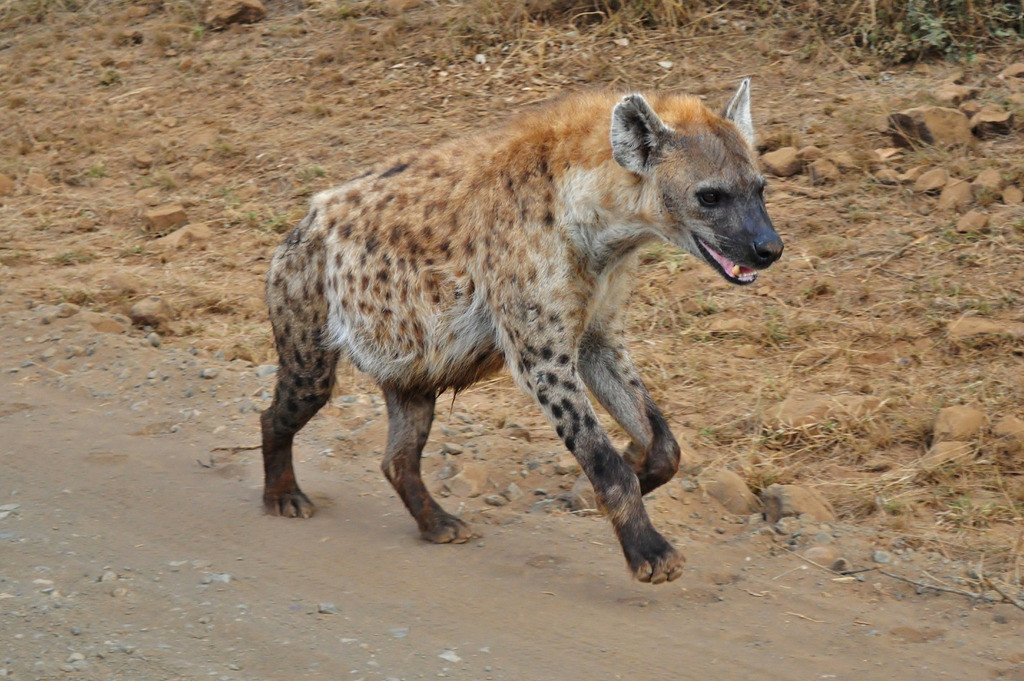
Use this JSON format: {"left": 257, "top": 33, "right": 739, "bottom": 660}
{"left": 317, "top": 602, "right": 339, "bottom": 614}
{"left": 146, "top": 332, "right": 161, "bottom": 348}
{"left": 502, "top": 483, "right": 523, "bottom": 501}
{"left": 199, "top": 367, "right": 219, "bottom": 379}
{"left": 872, "top": 550, "right": 892, "bottom": 564}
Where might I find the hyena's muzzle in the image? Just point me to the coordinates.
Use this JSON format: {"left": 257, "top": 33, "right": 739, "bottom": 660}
{"left": 695, "top": 190, "right": 783, "bottom": 286}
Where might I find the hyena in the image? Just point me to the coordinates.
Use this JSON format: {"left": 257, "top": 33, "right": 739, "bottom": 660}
{"left": 261, "top": 79, "right": 782, "bottom": 584}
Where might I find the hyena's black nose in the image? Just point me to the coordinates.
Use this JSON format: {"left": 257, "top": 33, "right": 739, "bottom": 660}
{"left": 752, "top": 234, "right": 784, "bottom": 267}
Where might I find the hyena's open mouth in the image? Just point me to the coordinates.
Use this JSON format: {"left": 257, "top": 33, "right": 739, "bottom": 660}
{"left": 695, "top": 238, "right": 758, "bottom": 286}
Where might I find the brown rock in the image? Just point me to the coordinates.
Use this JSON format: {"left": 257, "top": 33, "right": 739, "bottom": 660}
{"left": 899, "top": 166, "right": 925, "bottom": 184}
{"left": 98, "top": 272, "right": 145, "bottom": 298}
{"left": 888, "top": 106, "right": 972, "bottom": 147}
{"left": 947, "top": 316, "right": 1024, "bottom": 342}
{"left": 958, "top": 99, "right": 983, "bottom": 117}
{"left": 443, "top": 463, "right": 490, "bottom": 498}
{"left": 25, "top": 171, "right": 52, "bottom": 193}
{"left": 677, "top": 440, "right": 701, "bottom": 474}
{"left": 761, "top": 147, "right": 801, "bottom": 177}
{"left": 933, "top": 406, "right": 988, "bottom": 443}
{"left": 874, "top": 168, "right": 901, "bottom": 185}
{"left": 803, "top": 545, "right": 841, "bottom": 566}
{"left": 701, "top": 469, "right": 761, "bottom": 515}
{"left": 971, "top": 168, "right": 1005, "bottom": 197}
{"left": 1010, "top": 93, "right": 1024, "bottom": 106}
{"left": 1003, "top": 185, "right": 1024, "bottom": 205}
{"left": 553, "top": 453, "right": 581, "bottom": 476}
{"left": 129, "top": 296, "right": 174, "bottom": 331}
{"left": 133, "top": 152, "right": 154, "bottom": 169}
{"left": 505, "top": 426, "right": 531, "bottom": 442}
{"left": 0, "top": 173, "right": 15, "bottom": 196}
{"left": 936, "top": 179, "right": 971, "bottom": 212}
{"left": 912, "top": 167, "right": 948, "bottom": 194}
{"left": 205, "top": 0, "right": 266, "bottom": 28}
{"left": 932, "top": 82, "right": 976, "bottom": 106}
{"left": 999, "top": 63, "right": 1024, "bottom": 79}
{"left": 955, "top": 210, "right": 989, "bottom": 233}
{"left": 918, "top": 441, "right": 974, "bottom": 472}
{"left": 562, "top": 476, "right": 596, "bottom": 512}
{"left": 796, "top": 145, "right": 823, "bottom": 162}
{"left": 135, "top": 187, "right": 161, "bottom": 206}
{"left": 154, "top": 223, "right": 212, "bottom": 251}
{"left": 189, "top": 162, "right": 219, "bottom": 180}
{"left": 828, "top": 150, "right": 860, "bottom": 171}
{"left": 808, "top": 158, "right": 839, "bottom": 185}
{"left": 144, "top": 204, "right": 188, "bottom": 235}
{"left": 970, "top": 107, "right": 1013, "bottom": 138}
{"left": 993, "top": 415, "right": 1024, "bottom": 454}
{"left": 761, "top": 484, "right": 836, "bottom": 523}
{"left": 78, "top": 310, "right": 128, "bottom": 334}
{"left": 56, "top": 302, "right": 80, "bottom": 318}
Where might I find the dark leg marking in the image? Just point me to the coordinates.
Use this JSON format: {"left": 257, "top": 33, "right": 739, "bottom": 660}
{"left": 381, "top": 388, "right": 475, "bottom": 544}
{"left": 578, "top": 332, "right": 681, "bottom": 495}
{"left": 508, "top": 341, "right": 683, "bottom": 584}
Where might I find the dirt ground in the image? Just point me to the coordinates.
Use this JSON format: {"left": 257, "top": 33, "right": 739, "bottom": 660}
{"left": 1, "top": 1, "right": 1023, "bottom": 679}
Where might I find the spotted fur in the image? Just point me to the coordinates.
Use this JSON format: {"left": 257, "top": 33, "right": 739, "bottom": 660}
{"left": 260, "top": 80, "right": 782, "bottom": 583}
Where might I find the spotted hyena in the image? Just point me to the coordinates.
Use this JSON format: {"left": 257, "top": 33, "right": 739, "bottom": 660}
{"left": 261, "top": 79, "right": 782, "bottom": 584}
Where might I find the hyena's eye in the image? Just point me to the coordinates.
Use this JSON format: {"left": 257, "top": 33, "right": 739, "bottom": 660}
{"left": 696, "top": 189, "right": 722, "bottom": 207}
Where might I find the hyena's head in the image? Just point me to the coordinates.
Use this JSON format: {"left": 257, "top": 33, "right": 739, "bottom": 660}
{"left": 610, "top": 79, "right": 783, "bottom": 285}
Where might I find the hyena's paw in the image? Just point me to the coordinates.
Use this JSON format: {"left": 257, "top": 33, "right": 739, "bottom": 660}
{"left": 263, "top": 489, "right": 316, "bottom": 519}
{"left": 420, "top": 512, "right": 477, "bottom": 544}
{"left": 626, "top": 533, "right": 685, "bottom": 584}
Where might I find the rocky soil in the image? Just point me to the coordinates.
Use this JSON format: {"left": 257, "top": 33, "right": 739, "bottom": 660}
{"left": 1, "top": 1, "right": 1022, "bottom": 679}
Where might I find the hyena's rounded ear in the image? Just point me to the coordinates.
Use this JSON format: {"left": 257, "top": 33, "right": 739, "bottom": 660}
{"left": 723, "top": 78, "right": 756, "bottom": 147}
{"left": 610, "top": 94, "right": 670, "bottom": 174}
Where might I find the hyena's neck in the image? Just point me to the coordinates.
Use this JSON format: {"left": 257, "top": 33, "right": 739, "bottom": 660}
{"left": 559, "top": 165, "right": 663, "bottom": 275}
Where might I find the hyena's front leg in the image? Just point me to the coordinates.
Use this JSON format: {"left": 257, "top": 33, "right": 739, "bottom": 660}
{"left": 507, "top": 342, "right": 683, "bottom": 584}
{"left": 380, "top": 387, "right": 475, "bottom": 544}
{"left": 578, "top": 330, "right": 682, "bottom": 495}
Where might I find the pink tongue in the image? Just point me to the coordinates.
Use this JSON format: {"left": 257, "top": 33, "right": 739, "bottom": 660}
{"left": 705, "top": 241, "right": 740, "bottom": 273}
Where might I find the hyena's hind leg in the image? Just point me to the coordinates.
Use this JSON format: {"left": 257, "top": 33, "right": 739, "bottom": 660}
{"left": 260, "top": 235, "right": 339, "bottom": 518}
{"left": 381, "top": 388, "right": 475, "bottom": 544}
